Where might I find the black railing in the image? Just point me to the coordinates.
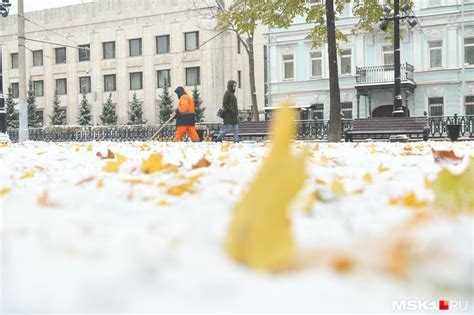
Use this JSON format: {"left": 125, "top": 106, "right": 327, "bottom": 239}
{"left": 356, "top": 63, "right": 415, "bottom": 84}
{"left": 5, "top": 116, "right": 474, "bottom": 143}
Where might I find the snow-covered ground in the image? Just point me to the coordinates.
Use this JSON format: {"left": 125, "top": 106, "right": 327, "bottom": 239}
{"left": 1, "top": 141, "right": 473, "bottom": 313}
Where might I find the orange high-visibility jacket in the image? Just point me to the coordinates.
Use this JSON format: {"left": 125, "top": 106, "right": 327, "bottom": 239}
{"left": 176, "top": 94, "right": 196, "bottom": 126}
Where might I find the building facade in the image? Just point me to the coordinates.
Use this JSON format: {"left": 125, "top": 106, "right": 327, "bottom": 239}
{"left": 266, "top": 0, "right": 474, "bottom": 121}
{"left": 0, "top": 0, "right": 266, "bottom": 126}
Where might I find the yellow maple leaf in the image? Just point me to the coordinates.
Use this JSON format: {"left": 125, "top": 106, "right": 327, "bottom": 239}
{"left": 122, "top": 179, "right": 152, "bottom": 185}
{"left": 97, "top": 178, "right": 104, "bottom": 189}
{"left": 20, "top": 171, "right": 35, "bottom": 180}
{"left": 102, "top": 154, "right": 127, "bottom": 173}
{"left": 363, "top": 173, "right": 373, "bottom": 184}
{"left": 378, "top": 163, "right": 389, "bottom": 173}
{"left": 226, "top": 100, "right": 307, "bottom": 272}
{"left": 389, "top": 192, "right": 429, "bottom": 208}
{"left": 319, "top": 155, "right": 330, "bottom": 167}
{"left": 166, "top": 183, "right": 195, "bottom": 196}
{"left": 331, "top": 178, "right": 346, "bottom": 196}
{"left": 0, "top": 188, "right": 12, "bottom": 196}
{"left": 432, "top": 158, "right": 474, "bottom": 212}
{"left": 87, "top": 144, "right": 93, "bottom": 152}
{"left": 141, "top": 153, "right": 175, "bottom": 174}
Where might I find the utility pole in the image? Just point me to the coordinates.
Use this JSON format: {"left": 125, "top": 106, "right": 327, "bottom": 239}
{"left": 18, "top": 0, "right": 28, "bottom": 142}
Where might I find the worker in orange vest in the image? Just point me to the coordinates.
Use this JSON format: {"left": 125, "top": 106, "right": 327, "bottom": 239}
{"left": 174, "top": 86, "right": 200, "bottom": 142}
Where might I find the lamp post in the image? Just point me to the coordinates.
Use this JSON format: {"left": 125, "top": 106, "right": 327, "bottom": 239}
{"left": 380, "top": 0, "right": 417, "bottom": 117}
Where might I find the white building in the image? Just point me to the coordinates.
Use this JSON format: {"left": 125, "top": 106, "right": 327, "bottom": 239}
{"left": 0, "top": 0, "right": 266, "bottom": 126}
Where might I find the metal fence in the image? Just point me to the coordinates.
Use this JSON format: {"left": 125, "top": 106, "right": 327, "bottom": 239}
{"left": 6, "top": 116, "right": 474, "bottom": 143}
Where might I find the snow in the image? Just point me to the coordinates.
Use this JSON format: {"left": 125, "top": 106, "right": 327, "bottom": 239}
{"left": 1, "top": 141, "right": 473, "bottom": 314}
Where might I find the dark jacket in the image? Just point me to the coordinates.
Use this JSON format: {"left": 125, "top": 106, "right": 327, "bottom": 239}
{"left": 174, "top": 86, "right": 196, "bottom": 127}
{"left": 222, "top": 80, "right": 238, "bottom": 125}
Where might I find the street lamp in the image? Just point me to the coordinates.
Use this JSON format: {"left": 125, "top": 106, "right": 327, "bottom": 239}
{"left": 379, "top": 0, "right": 417, "bottom": 117}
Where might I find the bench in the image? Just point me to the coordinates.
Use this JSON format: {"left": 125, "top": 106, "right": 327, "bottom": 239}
{"left": 345, "top": 117, "right": 429, "bottom": 142}
{"left": 211, "top": 121, "right": 271, "bottom": 141}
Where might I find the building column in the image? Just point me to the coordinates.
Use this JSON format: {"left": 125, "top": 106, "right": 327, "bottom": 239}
{"left": 356, "top": 93, "right": 360, "bottom": 119}
{"left": 368, "top": 92, "right": 373, "bottom": 118}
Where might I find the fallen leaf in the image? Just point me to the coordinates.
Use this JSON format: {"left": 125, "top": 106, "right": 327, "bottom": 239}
{"left": 166, "top": 183, "right": 195, "bottom": 196}
{"left": 192, "top": 158, "right": 212, "bottom": 169}
{"left": 226, "top": 100, "right": 307, "bottom": 272}
{"left": 75, "top": 176, "right": 96, "bottom": 186}
{"left": 102, "top": 154, "right": 127, "bottom": 173}
{"left": 331, "top": 255, "right": 355, "bottom": 273}
{"left": 36, "top": 151, "right": 46, "bottom": 155}
{"left": 20, "top": 171, "right": 35, "bottom": 180}
{"left": 315, "top": 178, "right": 326, "bottom": 185}
{"left": 389, "top": 192, "right": 429, "bottom": 208}
{"left": 432, "top": 148, "right": 463, "bottom": 164}
{"left": 97, "top": 179, "right": 104, "bottom": 189}
{"left": 0, "top": 188, "right": 12, "bottom": 196}
{"left": 331, "top": 178, "right": 346, "bottom": 196}
{"left": 378, "top": 163, "right": 389, "bottom": 173}
{"left": 34, "top": 166, "right": 46, "bottom": 171}
{"left": 363, "top": 173, "right": 373, "bottom": 184}
{"left": 122, "top": 179, "right": 152, "bottom": 185}
{"left": 87, "top": 144, "right": 93, "bottom": 152}
{"left": 432, "top": 158, "right": 474, "bottom": 212}
{"left": 96, "top": 149, "right": 115, "bottom": 160}
{"left": 156, "top": 199, "right": 170, "bottom": 206}
{"left": 37, "top": 190, "right": 57, "bottom": 207}
{"left": 141, "top": 153, "right": 176, "bottom": 174}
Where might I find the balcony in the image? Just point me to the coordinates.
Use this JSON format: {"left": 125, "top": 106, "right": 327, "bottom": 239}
{"left": 355, "top": 63, "right": 415, "bottom": 86}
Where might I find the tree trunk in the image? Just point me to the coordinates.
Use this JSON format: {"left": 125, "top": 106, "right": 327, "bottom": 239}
{"left": 247, "top": 33, "right": 260, "bottom": 121}
{"left": 326, "top": 0, "right": 341, "bottom": 142}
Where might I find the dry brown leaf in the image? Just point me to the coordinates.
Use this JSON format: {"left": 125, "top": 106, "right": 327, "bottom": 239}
{"left": 96, "top": 149, "right": 115, "bottom": 160}
{"left": 331, "top": 255, "right": 355, "bottom": 273}
{"left": 75, "top": 176, "right": 96, "bottom": 186}
{"left": 192, "top": 158, "right": 212, "bottom": 169}
{"left": 432, "top": 148, "right": 463, "bottom": 164}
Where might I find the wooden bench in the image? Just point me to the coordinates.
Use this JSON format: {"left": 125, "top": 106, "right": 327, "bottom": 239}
{"left": 212, "top": 121, "right": 271, "bottom": 141}
{"left": 345, "top": 117, "right": 429, "bottom": 142}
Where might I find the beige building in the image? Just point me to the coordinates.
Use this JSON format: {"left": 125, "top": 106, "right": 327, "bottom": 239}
{"left": 0, "top": 0, "right": 266, "bottom": 125}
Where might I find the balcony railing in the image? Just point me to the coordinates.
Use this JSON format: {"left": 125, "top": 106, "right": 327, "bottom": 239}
{"left": 356, "top": 63, "right": 415, "bottom": 85}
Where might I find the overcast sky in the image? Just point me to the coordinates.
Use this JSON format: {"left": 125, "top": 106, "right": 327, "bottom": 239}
{"left": 9, "top": 0, "right": 94, "bottom": 15}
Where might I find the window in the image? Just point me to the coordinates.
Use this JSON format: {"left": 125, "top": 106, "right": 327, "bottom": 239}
{"left": 104, "top": 74, "right": 116, "bottom": 92}
{"left": 55, "top": 47, "right": 66, "bottom": 64}
{"left": 129, "top": 38, "right": 142, "bottom": 57}
{"left": 465, "top": 37, "right": 474, "bottom": 65}
{"left": 341, "top": 102, "right": 353, "bottom": 119}
{"left": 340, "top": 49, "right": 352, "bottom": 75}
{"left": 11, "top": 53, "right": 18, "bottom": 69}
{"left": 342, "top": 0, "right": 351, "bottom": 16}
{"left": 186, "top": 67, "right": 200, "bottom": 86}
{"left": 156, "top": 35, "right": 170, "bottom": 54}
{"left": 428, "top": 40, "right": 442, "bottom": 68}
{"left": 465, "top": 96, "right": 474, "bottom": 116}
{"left": 428, "top": 0, "right": 442, "bottom": 6}
{"left": 185, "top": 32, "right": 199, "bottom": 51}
{"left": 11, "top": 83, "right": 19, "bottom": 98}
{"left": 79, "top": 76, "right": 91, "bottom": 93}
{"left": 312, "top": 103, "right": 324, "bottom": 120}
{"left": 238, "top": 70, "right": 242, "bottom": 88}
{"left": 311, "top": 51, "right": 323, "bottom": 77}
{"left": 78, "top": 44, "right": 90, "bottom": 62}
{"left": 103, "top": 41, "right": 115, "bottom": 59}
{"left": 429, "top": 97, "right": 444, "bottom": 117}
{"left": 33, "top": 80, "right": 44, "bottom": 97}
{"left": 157, "top": 70, "right": 171, "bottom": 88}
{"left": 130, "top": 72, "right": 143, "bottom": 90}
{"left": 383, "top": 45, "right": 394, "bottom": 65}
{"left": 56, "top": 79, "right": 67, "bottom": 95}
{"left": 283, "top": 54, "right": 295, "bottom": 80}
{"left": 33, "top": 50, "right": 43, "bottom": 67}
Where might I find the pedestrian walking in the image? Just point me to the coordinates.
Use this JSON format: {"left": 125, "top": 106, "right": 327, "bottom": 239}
{"left": 216, "top": 80, "right": 239, "bottom": 143}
